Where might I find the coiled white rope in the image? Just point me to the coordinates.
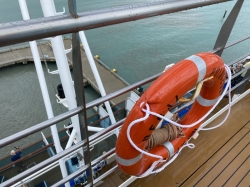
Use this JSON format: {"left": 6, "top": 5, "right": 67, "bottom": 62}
{"left": 126, "top": 64, "right": 232, "bottom": 177}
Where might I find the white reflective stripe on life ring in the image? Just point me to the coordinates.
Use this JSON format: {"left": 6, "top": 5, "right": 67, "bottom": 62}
{"left": 116, "top": 153, "right": 143, "bottom": 166}
{"left": 196, "top": 95, "right": 219, "bottom": 107}
{"left": 162, "top": 141, "right": 175, "bottom": 157}
{"left": 186, "top": 55, "right": 206, "bottom": 82}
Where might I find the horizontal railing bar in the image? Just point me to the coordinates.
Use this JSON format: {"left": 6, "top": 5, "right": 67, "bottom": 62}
{"left": 70, "top": 40, "right": 250, "bottom": 128}
{"left": 172, "top": 56, "right": 250, "bottom": 113}
{"left": 89, "top": 119, "right": 124, "bottom": 145}
{"left": 51, "top": 148, "right": 115, "bottom": 187}
{"left": 0, "top": 106, "right": 83, "bottom": 148}
{"left": 93, "top": 165, "right": 119, "bottom": 185}
{"left": 7, "top": 118, "right": 123, "bottom": 186}
{"left": 229, "top": 77, "right": 250, "bottom": 92}
{"left": 1, "top": 142, "right": 54, "bottom": 172}
{"left": 227, "top": 52, "right": 250, "bottom": 66}
{"left": 86, "top": 72, "right": 161, "bottom": 109}
{"left": 0, "top": 141, "right": 87, "bottom": 187}
{"left": 0, "top": 74, "right": 155, "bottom": 148}
{"left": 210, "top": 35, "right": 250, "bottom": 54}
{"left": 224, "top": 34, "right": 250, "bottom": 50}
{"left": 0, "top": 0, "right": 230, "bottom": 47}
{"left": 1, "top": 117, "right": 124, "bottom": 185}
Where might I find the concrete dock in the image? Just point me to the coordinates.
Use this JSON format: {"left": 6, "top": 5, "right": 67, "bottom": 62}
{"left": 0, "top": 38, "right": 130, "bottom": 105}
{"left": 0, "top": 41, "right": 72, "bottom": 68}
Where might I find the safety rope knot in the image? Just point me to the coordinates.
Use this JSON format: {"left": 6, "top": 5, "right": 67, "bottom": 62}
{"left": 146, "top": 113, "right": 185, "bottom": 150}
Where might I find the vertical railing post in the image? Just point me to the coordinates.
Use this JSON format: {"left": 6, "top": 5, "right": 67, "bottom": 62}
{"left": 233, "top": 69, "right": 250, "bottom": 99}
{"left": 213, "top": 0, "right": 244, "bottom": 56}
{"left": 69, "top": 0, "right": 93, "bottom": 185}
{"left": 79, "top": 31, "right": 117, "bottom": 127}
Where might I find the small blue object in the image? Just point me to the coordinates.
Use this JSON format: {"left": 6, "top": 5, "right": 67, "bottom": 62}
{"left": 161, "top": 105, "right": 192, "bottom": 128}
{"left": 178, "top": 105, "right": 192, "bottom": 118}
{"left": 161, "top": 120, "right": 170, "bottom": 128}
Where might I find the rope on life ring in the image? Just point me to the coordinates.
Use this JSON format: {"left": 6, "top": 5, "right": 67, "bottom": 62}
{"left": 146, "top": 75, "right": 216, "bottom": 151}
{"left": 115, "top": 52, "right": 232, "bottom": 177}
{"left": 146, "top": 113, "right": 184, "bottom": 151}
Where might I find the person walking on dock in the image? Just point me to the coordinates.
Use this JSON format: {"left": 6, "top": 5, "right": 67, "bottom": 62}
{"left": 10, "top": 146, "right": 24, "bottom": 172}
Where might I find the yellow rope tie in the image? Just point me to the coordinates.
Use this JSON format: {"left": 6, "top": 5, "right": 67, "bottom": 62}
{"left": 146, "top": 114, "right": 185, "bottom": 151}
{"left": 179, "top": 76, "right": 214, "bottom": 103}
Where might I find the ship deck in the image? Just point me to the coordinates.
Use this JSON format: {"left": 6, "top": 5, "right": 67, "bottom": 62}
{"left": 99, "top": 94, "right": 250, "bottom": 187}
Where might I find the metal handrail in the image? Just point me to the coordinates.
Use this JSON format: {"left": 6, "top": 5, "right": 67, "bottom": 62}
{"left": 0, "top": 144, "right": 51, "bottom": 172}
{"left": 0, "top": 73, "right": 158, "bottom": 148}
{"left": 86, "top": 73, "right": 161, "bottom": 109}
{"left": 0, "top": 0, "right": 230, "bottom": 47}
{"left": 0, "top": 106, "right": 83, "bottom": 148}
{"left": 51, "top": 148, "right": 115, "bottom": 187}
{"left": 224, "top": 34, "right": 250, "bottom": 50}
{"left": 92, "top": 165, "right": 119, "bottom": 185}
{"left": 0, "top": 141, "right": 85, "bottom": 186}
{"left": 211, "top": 35, "right": 250, "bottom": 54}
{"left": 227, "top": 52, "right": 250, "bottom": 66}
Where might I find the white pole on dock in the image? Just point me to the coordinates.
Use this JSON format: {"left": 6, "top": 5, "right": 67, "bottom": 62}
{"left": 79, "top": 31, "right": 117, "bottom": 127}
{"left": 39, "top": 0, "right": 83, "bottom": 145}
{"left": 18, "top": 1, "right": 69, "bottom": 186}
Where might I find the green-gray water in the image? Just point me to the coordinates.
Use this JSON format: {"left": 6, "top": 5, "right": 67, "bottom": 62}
{"left": 0, "top": 0, "right": 250, "bottom": 158}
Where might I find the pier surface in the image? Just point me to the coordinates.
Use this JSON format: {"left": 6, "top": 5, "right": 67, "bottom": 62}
{"left": 0, "top": 41, "right": 67, "bottom": 67}
{"left": 0, "top": 38, "right": 129, "bottom": 105}
{"left": 64, "top": 39, "right": 130, "bottom": 105}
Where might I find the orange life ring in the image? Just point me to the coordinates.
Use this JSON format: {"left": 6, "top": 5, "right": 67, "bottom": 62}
{"left": 116, "top": 52, "right": 226, "bottom": 176}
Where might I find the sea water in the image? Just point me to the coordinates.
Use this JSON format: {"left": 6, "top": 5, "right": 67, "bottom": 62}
{"left": 0, "top": 0, "right": 249, "bottom": 158}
